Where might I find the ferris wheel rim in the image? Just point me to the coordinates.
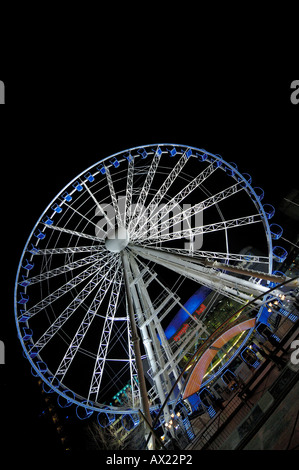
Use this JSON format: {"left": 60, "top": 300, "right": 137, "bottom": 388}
{"left": 14, "top": 143, "right": 275, "bottom": 415}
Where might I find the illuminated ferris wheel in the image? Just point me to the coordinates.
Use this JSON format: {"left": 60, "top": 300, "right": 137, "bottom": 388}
{"left": 14, "top": 144, "right": 294, "bottom": 430}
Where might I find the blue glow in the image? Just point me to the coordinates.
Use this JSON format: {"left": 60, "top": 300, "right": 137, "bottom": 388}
{"left": 221, "top": 369, "right": 237, "bottom": 385}
{"left": 18, "top": 310, "right": 30, "bottom": 322}
{"left": 43, "top": 376, "right": 60, "bottom": 393}
{"left": 225, "top": 162, "right": 238, "bottom": 176}
{"left": 22, "top": 327, "right": 33, "bottom": 341}
{"left": 152, "top": 147, "right": 162, "bottom": 156}
{"left": 258, "top": 305, "right": 272, "bottom": 326}
{"left": 34, "top": 229, "right": 46, "bottom": 240}
{"left": 198, "top": 388, "right": 217, "bottom": 418}
{"left": 273, "top": 246, "right": 288, "bottom": 262}
{"left": 51, "top": 203, "right": 62, "bottom": 213}
{"left": 97, "top": 410, "right": 115, "bottom": 428}
{"left": 28, "top": 244, "right": 39, "bottom": 255}
{"left": 42, "top": 216, "right": 53, "bottom": 225}
{"left": 187, "top": 393, "right": 201, "bottom": 412}
{"left": 196, "top": 152, "right": 208, "bottom": 161}
{"left": 76, "top": 402, "right": 93, "bottom": 420}
{"left": 167, "top": 147, "right": 177, "bottom": 157}
{"left": 137, "top": 148, "right": 148, "bottom": 159}
{"left": 241, "top": 347, "right": 259, "bottom": 367}
{"left": 14, "top": 143, "right": 277, "bottom": 417}
{"left": 62, "top": 191, "right": 72, "bottom": 202}
{"left": 110, "top": 157, "right": 120, "bottom": 168}
{"left": 270, "top": 224, "right": 283, "bottom": 240}
{"left": 57, "top": 390, "right": 75, "bottom": 408}
{"left": 239, "top": 173, "right": 252, "bottom": 187}
{"left": 211, "top": 157, "right": 222, "bottom": 168}
{"left": 263, "top": 204, "right": 275, "bottom": 220}
{"left": 182, "top": 416, "right": 195, "bottom": 439}
{"left": 271, "top": 333, "right": 281, "bottom": 343}
{"left": 253, "top": 187, "right": 264, "bottom": 201}
{"left": 22, "top": 259, "right": 34, "bottom": 270}
{"left": 73, "top": 181, "right": 83, "bottom": 191}
{"left": 124, "top": 152, "right": 133, "bottom": 162}
{"left": 96, "top": 164, "right": 106, "bottom": 174}
{"left": 164, "top": 286, "right": 211, "bottom": 339}
{"left": 84, "top": 172, "right": 94, "bottom": 182}
{"left": 18, "top": 292, "right": 29, "bottom": 304}
{"left": 36, "top": 361, "right": 47, "bottom": 373}
{"left": 121, "top": 414, "right": 140, "bottom": 431}
{"left": 19, "top": 275, "right": 30, "bottom": 287}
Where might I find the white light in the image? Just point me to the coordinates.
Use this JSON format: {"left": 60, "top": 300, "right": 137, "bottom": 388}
{"left": 105, "top": 227, "right": 130, "bottom": 253}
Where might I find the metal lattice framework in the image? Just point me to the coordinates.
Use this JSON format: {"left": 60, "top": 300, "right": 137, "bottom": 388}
{"left": 14, "top": 144, "right": 291, "bottom": 420}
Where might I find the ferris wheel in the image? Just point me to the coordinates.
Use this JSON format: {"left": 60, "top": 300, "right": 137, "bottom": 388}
{"left": 14, "top": 143, "right": 292, "bottom": 427}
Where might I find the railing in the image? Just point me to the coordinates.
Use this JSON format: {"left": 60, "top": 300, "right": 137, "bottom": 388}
{"left": 185, "top": 389, "right": 252, "bottom": 450}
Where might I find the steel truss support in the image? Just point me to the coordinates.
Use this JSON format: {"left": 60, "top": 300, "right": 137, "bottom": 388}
{"left": 34, "top": 256, "right": 117, "bottom": 349}
{"left": 125, "top": 296, "right": 141, "bottom": 409}
{"left": 26, "top": 252, "right": 103, "bottom": 285}
{"left": 24, "top": 253, "right": 114, "bottom": 319}
{"left": 128, "top": 254, "right": 210, "bottom": 380}
{"left": 128, "top": 254, "right": 183, "bottom": 397}
{"left": 132, "top": 147, "right": 192, "bottom": 239}
{"left": 121, "top": 251, "right": 154, "bottom": 448}
{"left": 55, "top": 260, "right": 123, "bottom": 384}
{"left": 130, "top": 246, "right": 286, "bottom": 303}
{"left": 135, "top": 214, "right": 262, "bottom": 244}
{"left": 122, "top": 251, "right": 174, "bottom": 423}
{"left": 133, "top": 161, "right": 218, "bottom": 240}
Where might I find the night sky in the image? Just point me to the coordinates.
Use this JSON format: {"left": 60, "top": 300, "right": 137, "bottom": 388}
{"left": 1, "top": 72, "right": 298, "bottom": 454}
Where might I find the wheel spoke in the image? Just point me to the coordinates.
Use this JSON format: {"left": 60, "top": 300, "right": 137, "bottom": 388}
{"left": 23, "top": 253, "right": 113, "bottom": 319}
{"left": 130, "top": 245, "right": 269, "bottom": 302}
{"left": 54, "top": 259, "right": 122, "bottom": 383}
{"left": 15, "top": 144, "right": 276, "bottom": 417}
{"left": 132, "top": 181, "right": 244, "bottom": 241}
{"left": 136, "top": 214, "right": 262, "bottom": 243}
{"left": 133, "top": 161, "right": 218, "bottom": 240}
{"left": 128, "top": 146, "right": 162, "bottom": 233}
{"left": 83, "top": 182, "right": 114, "bottom": 231}
{"left": 62, "top": 199, "right": 102, "bottom": 232}
{"left": 44, "top": 223, "right": 103, "bottom": 242}
{"left": 131, "top": 244, "right": 270, "bottom": 265}
{"left": 130, "top": 147, "right": 191, "bottom": 238}
{"left": 88, "top": 266, "right": 123, "bottom": 403}
{"left": 25, "top": 252, "right": 103, "bottom": 285}
{"left": 34, "top": 255, "right": 119, "bottom": 350}
{"left": 124, "top": 157, "right": 135, "bottom": 228}
{"left": 105, "top": 165, "right": 123, "bottom": 228}
{"left": 31, "top": 245, "right": 105, "bottom": 256}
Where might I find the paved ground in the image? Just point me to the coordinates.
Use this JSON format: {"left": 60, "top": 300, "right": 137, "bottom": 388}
{"left": 244, "top": 379, "right": 299, "bottom": 450}
{"left": 186, "top": 316, "right": 299, "bottom": 450}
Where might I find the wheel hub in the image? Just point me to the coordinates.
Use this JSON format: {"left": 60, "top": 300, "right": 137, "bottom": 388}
{"left": 105, "top": 226, "right": 130, "bottom": 253}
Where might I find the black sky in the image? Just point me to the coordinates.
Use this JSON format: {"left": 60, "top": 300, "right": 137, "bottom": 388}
{"left": 1, "top": 72, "right": 298, "bottom": 453}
